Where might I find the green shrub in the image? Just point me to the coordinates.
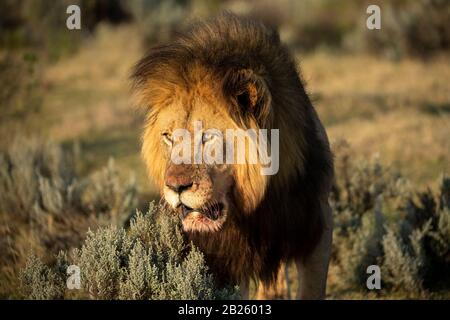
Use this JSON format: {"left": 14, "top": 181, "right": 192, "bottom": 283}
{"left": 332, "top": 199, "right": 385, "bottom": 289}
{"left": 6, "top": 137, "right": 450, "bottom": 299}
{"left": 0, "top": 1, "right": 83, "bottom": 60}
{"left": 0, "top": 137, "right": 137, "bottom": 297}
{"left": 249, "top": 0, "right": 449, "bottom": 58}
{"left": 0, "top": 137, "right": 137, "bottom": 222}
{"left": 346, "top": 0, "right": 450, "bottom": 59}
{"left": 19, "top": 252, "right": 68, "bottom": 300}
{"left": 381, "top": 226, "right": 425, "bottom": 294}
{"left": 331, "top": 142, "right": 450, "bottom": 296}
{"left": 20, "top": 203, "right": 239, "bottom": 300}
{"left": 125, "top": 0, "right": 190, "bottom": 46}
{"left": 389, "top": 178, "right": 450, "bottom": 291}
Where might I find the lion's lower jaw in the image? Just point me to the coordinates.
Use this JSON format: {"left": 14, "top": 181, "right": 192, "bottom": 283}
{"left": 182, "top": 211, "right": 227, "bottom": 233}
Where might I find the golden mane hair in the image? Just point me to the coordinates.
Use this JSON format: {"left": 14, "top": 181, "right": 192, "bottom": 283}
{"left": 132, "top": 12, "right": 334, "bottom": 286}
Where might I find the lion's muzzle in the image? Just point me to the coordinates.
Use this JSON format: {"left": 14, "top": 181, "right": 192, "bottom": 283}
{"left": 164, "top": 164, "right": 228, "bottom": 233}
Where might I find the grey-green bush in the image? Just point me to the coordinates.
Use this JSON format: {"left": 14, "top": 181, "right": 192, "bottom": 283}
{"left": 20, "top": 203, "right": 239, "bottom": 300}
{"left": 125, "top": 0, "right": 190, "bottom": 46}
{"left": 0, "top": 138, "right": 136, "bottom": 224}
{"left": 0, "top": 137, "right": 137, "bottom": 296}
{"left": 19, "top": 252, "right": 68, "bottom": 300}
{"left": 7, "top": 137, "right": 450, "bottom": 299}
{"left": 331, "top": 142, "right": 450, "bottom": 297}
{"left": 346, "top": 0, "right": 450, "bottom": 59}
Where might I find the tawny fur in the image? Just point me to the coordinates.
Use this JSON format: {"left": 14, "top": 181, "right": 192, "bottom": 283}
{"left": 131, "top": 13, "right": 334, "bottom": 288}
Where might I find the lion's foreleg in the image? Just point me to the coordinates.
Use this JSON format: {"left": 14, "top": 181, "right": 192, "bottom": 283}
{"left": 255, "top": 264, "right": 289, "bottom": 299}
{"left": 296, "top": 201, "right": 333, "bottom": 300}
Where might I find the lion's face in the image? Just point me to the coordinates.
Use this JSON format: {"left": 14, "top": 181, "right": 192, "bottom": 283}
{"left": 139, "top": 67, "right": 272, "bottom": 233}
{"left": 145, "top": 83, "right": 240, "bottom": 233}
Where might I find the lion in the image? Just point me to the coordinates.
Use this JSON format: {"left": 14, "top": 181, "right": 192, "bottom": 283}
{"left": 131, "top": 13, "right": 334, "bottom": 299}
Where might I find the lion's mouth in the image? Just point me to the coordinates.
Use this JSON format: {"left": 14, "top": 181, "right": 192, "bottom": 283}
{"left": 179, "top": 202, "right": 226, "bottom": 232}
{"left": 180, "top": 202, "right": 224, "bottom": 220}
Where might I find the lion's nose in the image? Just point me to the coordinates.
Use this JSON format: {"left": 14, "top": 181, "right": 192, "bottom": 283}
{"left": 165, "top": 176, "right": 193, "bottom": 193}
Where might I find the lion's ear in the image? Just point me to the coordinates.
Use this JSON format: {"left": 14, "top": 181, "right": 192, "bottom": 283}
{"left": 223, "top": 69, "right": 271, "bottom": 122}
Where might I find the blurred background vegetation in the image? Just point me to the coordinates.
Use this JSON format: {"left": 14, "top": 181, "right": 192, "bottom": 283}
{"left": 0, "top": 0, "right": 449, "bottom": 299}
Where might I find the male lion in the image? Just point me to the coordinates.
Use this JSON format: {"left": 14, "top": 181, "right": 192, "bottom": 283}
{"left": 131, "top": 13, "right": 333, "bottom": 299}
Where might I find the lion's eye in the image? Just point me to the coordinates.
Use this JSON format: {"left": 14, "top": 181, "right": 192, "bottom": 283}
{"left": 202, "top": 132, "right": 216, "bottom": 144}
{"left": 162, "top": 132, "right": 173, "bottom": 146}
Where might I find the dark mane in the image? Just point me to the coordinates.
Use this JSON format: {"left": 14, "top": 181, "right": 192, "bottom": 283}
{"left": 132, "top": 12, "right": 302, "bottom": 106}
{"left": 133, "top": 12, "right": 334, "bottom": 286}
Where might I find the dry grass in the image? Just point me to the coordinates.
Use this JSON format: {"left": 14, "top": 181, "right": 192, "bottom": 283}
{"left": 301, "top": 52, "right": 450, "bottom": 184}
{"left": 35, "top": 26, "right": 449, "bottom": 190}
{"left": 34, "top": 25, "right": 151, "bottom": 194}
{"left": 1, "top": 22, "right": 449, "bottom": 299}
{"left": 42, "top": 24, "right": 142, "bottom": 139}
